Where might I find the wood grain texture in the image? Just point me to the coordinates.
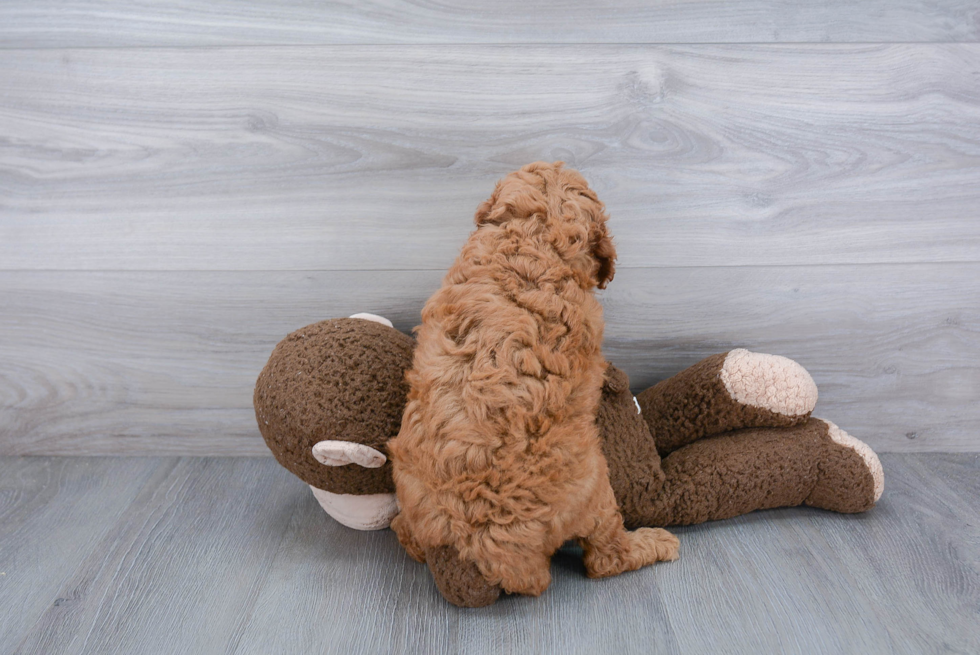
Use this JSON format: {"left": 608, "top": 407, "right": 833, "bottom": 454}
{"left": 0, "top": 458, "right": 162, "bottom": 654}
{"left": 1, "top": 264, "right": 976, "bottom": 455}
{"left": 11, "top": 458, "right": 299, "bottom": 655}
{"left": 654, "top": 453, "right": 980, "bottom": 655}
{"left": 1, "top": 45, "right": 979, "bottom": 271}
{"left": 4, "top": 454, "right": 978, "bottom": 654}
{"left": 0, "top": 1, "right": 978, "bottom": 47}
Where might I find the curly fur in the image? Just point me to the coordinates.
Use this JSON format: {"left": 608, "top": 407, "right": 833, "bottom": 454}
{"left": 389, "top": 162, "right": 678, "bottom": 597}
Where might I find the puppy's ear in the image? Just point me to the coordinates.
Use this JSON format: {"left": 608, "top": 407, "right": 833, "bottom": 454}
{"left": 592, "top": 228, "right": 617, "bottom": 289}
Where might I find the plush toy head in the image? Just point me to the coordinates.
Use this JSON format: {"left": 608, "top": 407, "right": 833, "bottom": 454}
{"left": 253, "top": 316, "right": 414, "bottom": 496}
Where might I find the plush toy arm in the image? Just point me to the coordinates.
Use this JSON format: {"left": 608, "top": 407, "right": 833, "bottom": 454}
{"left": 634, "top": 419, "right": 883, "bottom": 527}
{"left": 635, "top": 349, "right": 817, "bottom": 456}
{"left": 597, "top": 364, "right": 667, "bottom": 529}
{"left": 424, "top": 545, "right": 502, "bottom": 608}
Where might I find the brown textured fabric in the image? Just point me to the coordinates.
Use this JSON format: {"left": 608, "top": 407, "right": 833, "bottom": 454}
{"left": 804, "top": 420, "right": 878, "bottom": 514}
{"left": 253, "top": 318, "right": 415, "bottom": 495}
{"left": 425, "top": 545, "right": 502, "bottom": 608}
{"left": 638, "top": 419, "right": 878, "bottom": 526}
{"left": 254, "top": 322, "right": 879, "bottom": 605}
{"left": 636, "top": 352, "right": 809, "bottom": 456}
{"left": 596, "top": 365, "right": 666, "bottom": 530}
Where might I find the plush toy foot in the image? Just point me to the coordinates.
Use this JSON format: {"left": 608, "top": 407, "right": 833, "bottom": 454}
{"left": 638, "top": 418, "right": 883, "bottom": 527}
{"left": 425, "top": 545, "right": 502, "bottom": 608}
{"left": 805, "top": 419, "right": 884, "bottom": 513}
{"left": 720, "top": 349, "right": 817, "bottom": 417}
{"left": 637, "top": 349, "right": 818, "bottom": 455}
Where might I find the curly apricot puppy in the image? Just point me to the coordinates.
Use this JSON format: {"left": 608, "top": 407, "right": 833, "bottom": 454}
{"left": 389, "top": 162, "right": 679, "bottom": 598}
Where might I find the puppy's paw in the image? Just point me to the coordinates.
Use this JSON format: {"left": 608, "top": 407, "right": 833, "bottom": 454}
{"left": 632, "top": 527, "right": 680, "bottom": 563}
{"left": 584, "top": 528, "right": 679, "bottom": 579}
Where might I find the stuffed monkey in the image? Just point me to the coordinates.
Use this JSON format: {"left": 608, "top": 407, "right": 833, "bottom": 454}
{"left": 254, "top": 315, "right": 882, "bottom": 607}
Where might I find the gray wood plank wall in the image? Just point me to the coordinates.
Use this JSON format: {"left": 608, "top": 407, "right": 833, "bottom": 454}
{"left": 1, "top": 1, "right": 978, "bottom": 45}
{"left": 1, "top": 3, "right": 978, "bottom": 455}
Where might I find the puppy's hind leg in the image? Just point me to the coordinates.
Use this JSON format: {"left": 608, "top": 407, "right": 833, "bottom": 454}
{"left": 580, "top": 479, "right": 679, "bottom": 579}
{"left": 478, "top": 541, "right": 553, "bottom": 597}
{"left": 390, "top": 513, "right": 426, "bottom": 563}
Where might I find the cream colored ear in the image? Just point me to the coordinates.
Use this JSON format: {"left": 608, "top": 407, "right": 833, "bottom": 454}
{"left": 348, "top": 313, "right": 393, "bottom": 328}
{"left": 312, "top": 441, "right": 387, "bottom": 468}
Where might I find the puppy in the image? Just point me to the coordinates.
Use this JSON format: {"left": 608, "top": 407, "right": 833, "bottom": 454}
{"left": 389, "top": 162, "right": 678, "bottom": 597}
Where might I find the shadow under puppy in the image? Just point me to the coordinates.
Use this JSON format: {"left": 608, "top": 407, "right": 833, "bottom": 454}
{"left": 388, "top": 162, "right": 680, "bottom": 599}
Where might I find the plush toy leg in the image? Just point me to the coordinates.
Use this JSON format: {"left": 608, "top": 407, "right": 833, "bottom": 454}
{"left": 424, "top": 545, "right": 502, "bottom": 608}
{"left": 636, "top": 349, "right": 818, "bottom": 455}
{"left": 392, "top": 513, "right": 504, "bottom": 607}
{"left": 394, "top": 508, "right": 538, "bottom": 604}
{"left": 641, "top": 419, "right": 883, "bottom": 526}
{"left": 805, "top": 419, "right": 884, "bottom": 512}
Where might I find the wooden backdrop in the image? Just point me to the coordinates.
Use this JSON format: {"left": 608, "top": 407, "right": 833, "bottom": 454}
{"left": 1, "top": 2, "right": 978, "bottom": 455}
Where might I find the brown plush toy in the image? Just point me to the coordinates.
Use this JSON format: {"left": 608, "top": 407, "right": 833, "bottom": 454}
{"left": 254, "top": 314, "right": 412, "bottom": 530}
{"left": 255, "top": 314, "right": 883, "bottom": 607}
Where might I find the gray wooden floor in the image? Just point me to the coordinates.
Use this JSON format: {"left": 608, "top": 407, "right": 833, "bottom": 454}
{"left": 2, "top": 3, "right": 979, "bottom": 458}
{"left": 1, "top": 454, "right": 977, "bottom": 654}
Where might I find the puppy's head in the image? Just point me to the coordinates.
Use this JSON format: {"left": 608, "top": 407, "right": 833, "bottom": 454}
{"left": 474, "top": 161, "right": 616, "bottom": 289}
